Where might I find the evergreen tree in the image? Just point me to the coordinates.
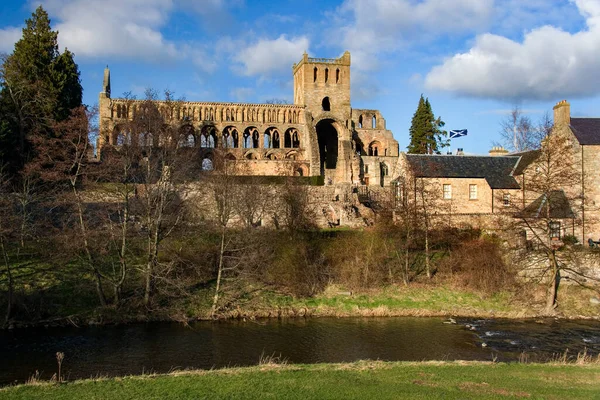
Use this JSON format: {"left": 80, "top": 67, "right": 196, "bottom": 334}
{"left": 0, "top": 6, "right": 82, "bottom": 175}
{"left": 407, "top": 95, "right": 448, "bottom": 154}
{"left": 52, "top": 49, "right": 83, "bottom": 121}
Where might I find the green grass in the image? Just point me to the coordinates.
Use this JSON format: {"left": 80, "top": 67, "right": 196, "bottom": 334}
{"left": 198, "top": 284, "right": 528, "bottom": 320}
{"left": 3, "top": 361, "right": 600, "bottom": 399}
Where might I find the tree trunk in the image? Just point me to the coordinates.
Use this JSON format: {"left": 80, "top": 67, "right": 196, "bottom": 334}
{"left": 72, "top": 185, "right": 107, "bottom": 307}
{"left": 211, "top": 225, "right": 227, "bottom": 318}
{"left": 1, "top": 237, "right": 13, "bottom": 327}
{"left": 425, "top": 231, "right": 431, "bottom": 279}
{"left": 546, "top": 250, "right": 560, "bottom": 313}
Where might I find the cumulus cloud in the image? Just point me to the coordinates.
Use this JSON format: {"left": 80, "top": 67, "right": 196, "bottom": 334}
{"left": 233, "top": 35, "right": 309, "bottom": 77}
{"left": 425, "top": 0, "right": 600, "bottom": 100}
{"left": 0, "top": 26, "right": 21, "bottom": 53}
{"left": 334, "top": 0, "right": 494, "bottom": 71}
{"left": 37, "top": 0, "right": 178, "bottom": 60}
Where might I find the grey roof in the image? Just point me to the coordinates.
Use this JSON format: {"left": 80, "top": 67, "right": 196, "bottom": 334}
{"left": 405, "top": 154, "right": 521, "bottom": 189}
{"left": 570, "top": 118, "right": 600, "bottom": 145}
{"left": 519, "top": 190, "right": 575, "bottom": 219}
{"left": 511, "top": 149, "right": 541, "bottom": 176}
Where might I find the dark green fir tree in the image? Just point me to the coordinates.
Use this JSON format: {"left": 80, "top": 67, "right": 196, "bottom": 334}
{"left": 0, "top": 6, "right": 82, "bottom": 175}
{"left": 407, "top": 95, "right": 448, "bottom": 154}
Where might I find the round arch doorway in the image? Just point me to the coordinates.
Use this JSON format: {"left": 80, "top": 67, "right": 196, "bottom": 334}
{"left": 316, "top": 119, "right": 338, "bottom": 176}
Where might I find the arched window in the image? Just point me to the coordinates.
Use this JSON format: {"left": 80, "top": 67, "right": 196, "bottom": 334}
{"left": 292, "top": 130, "right": 300, "bottom": 148}
{"left": 272, "top": 130, "right": 280, "bottom": 148}
{"left": 222, "top": 127, "right": 239, "bottom": 148}
{"left": 358, "top": 115, "right": 363, "bottom": 128}
{"left": 202, "top": 158, "right": 213, "bottom": 171}
{"left": 381, "top": 163, "right": 389, "bottom": 176}
{"left": 336, "top": 68, "right": 340, "bottom": 83}
{"left": 313, "top": 67, "right": 317, "bottom": 82}
{"left": 372, "top": 115, "right": 377, "bottom": 129}
{"left": 284, "top": 130, "right": 292, "bottom": 148}
{"left": 325, "top": 68, "right": 329, "bottom": 83}
{"left": 201, "top": 126, "right": 217, "bottom": 148}
{"left": 115, "top": 131, "right": 131, "bottom": 146}
{"left": 322, "top": 97, "right": 331, "bottom": 112}
{"left": 369, "top": 141, "right": 382, "bottom": 156}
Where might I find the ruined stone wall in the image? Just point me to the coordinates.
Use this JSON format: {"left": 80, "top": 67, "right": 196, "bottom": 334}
{"left": 351, "top": 109, "right": 399, "bottom": 158}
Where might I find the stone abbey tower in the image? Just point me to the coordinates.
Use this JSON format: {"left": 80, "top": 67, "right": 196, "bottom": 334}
{"left": 98, "top": 52, "right": 399, "bottom": 186}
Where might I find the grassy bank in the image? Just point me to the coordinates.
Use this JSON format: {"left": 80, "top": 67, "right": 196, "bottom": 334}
{"left": 12, "top": 282, "right": 598, "bottom": 329}
{"left": 3, "top": 361, "right": 600, "bottom": 399}
{"left": 170, "top": 282, "right": 599, "bottom": 322}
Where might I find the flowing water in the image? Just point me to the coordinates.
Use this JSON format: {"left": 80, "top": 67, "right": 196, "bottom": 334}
{"left": 1, "top": 317, "right": 599, "bottom": 385}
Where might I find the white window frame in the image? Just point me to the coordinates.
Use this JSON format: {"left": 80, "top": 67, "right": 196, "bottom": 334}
{"left": 469, "top": 184, "right": 477, "bottom": 200}
{"left": 443, "top": 184, "right": 452, "bottom": 199}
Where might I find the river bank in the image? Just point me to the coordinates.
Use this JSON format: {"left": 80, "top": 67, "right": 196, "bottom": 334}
{"left": 6, "top": 282, "right": 599, "bottom": 330}
{"left": 3, "top": 361, "right": 600, "bottom": 399}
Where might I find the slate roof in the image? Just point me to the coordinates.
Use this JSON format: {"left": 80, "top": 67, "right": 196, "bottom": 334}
{"left": 405, "top": 154, "right": 521, "bottom": 189}
{"left": 518, "top": 190, "right": 575, "bottom": 219}
{"left": 570, "top": 118, "right": 600, "bottom": 145}
{"left": 511, "top": 150, "right": 540, "bottom": 176}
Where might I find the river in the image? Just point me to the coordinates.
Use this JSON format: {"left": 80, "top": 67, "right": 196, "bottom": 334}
{"left": 1, "top": 317, "right": 599, "bottom": 385}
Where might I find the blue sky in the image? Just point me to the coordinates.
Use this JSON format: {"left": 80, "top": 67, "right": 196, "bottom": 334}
{"left": 1, "top": 0, "right": 600, "bottom": 154}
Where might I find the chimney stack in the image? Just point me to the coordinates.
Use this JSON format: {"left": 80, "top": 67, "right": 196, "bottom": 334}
{"left": 553, "top": 100, "right": 570, "bottom": 127}
{"left": 456, "top": 148, "right": 464, "bottom": 156}
{"left": 489, "top": 146, "right": 509, "bottom": 157}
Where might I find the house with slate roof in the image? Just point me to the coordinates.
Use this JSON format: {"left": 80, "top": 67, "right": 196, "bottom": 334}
{"left": 552, "top": 100, "right": 600, "bottom": 243}
{"left": 393, "top": 100, "right": 598, "bottom": 244}
{"left": 398, "top": 154, "right": 522, "bottom": 216}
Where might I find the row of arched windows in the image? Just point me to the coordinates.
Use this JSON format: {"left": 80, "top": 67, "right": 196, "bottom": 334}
{"left": 313, "top": 67, "right": 341, "bottom": 84}
{"left": 357, "top": 114, "right": 377, "bottom": 129}
{"left": 112, "top": 103, "right": 302, "bottom": 124}
{"left": 112, "top": 125, "right": 301, "bottom": 150}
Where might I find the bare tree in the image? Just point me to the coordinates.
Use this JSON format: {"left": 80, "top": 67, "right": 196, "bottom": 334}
{"left": 124, "top": 89, "right": 194, "bottom": 307}
{"left": 511, "top": 126, "right": 597, "bottom": 312}
{"left": 498, "top": 106, "right": 546, "bottom": 153}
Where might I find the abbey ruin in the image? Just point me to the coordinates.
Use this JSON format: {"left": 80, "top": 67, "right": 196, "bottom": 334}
{"left": 98, "top": 51, "right": 399, "bottom": 188}
{"left": 97, "top": 52, "right": 600, "bottom": 243}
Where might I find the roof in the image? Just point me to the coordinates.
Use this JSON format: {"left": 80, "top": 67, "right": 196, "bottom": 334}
{"left": 519, "top": 190, "right": 575, "bottom": 219}
{"left": 511, "top": 149, "right": 541, "bottom": 176}
{"left": 570, "top": 118, "right": 600, "bottom": 145}
{"left": 405, "top": 154, "right": 521, "bottom": 189}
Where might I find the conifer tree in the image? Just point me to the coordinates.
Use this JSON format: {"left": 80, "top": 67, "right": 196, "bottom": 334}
{"left": 0, "top": 6, "right": 82, "bottom": 175}
{"left": 407, "top": 95, "right": 448, "bottom": 154}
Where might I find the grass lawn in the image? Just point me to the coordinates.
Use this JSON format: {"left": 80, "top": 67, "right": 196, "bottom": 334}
{"left": 3, "top": 361, "right": 600, "bottom": 400}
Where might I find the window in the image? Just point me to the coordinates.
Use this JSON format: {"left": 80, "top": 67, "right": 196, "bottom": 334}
{"left": 365, "top": 165, "right": 369, "bottom": 174}
{"left": 325, "top": 68, "right": 329, "bottom": 83}
{"left": 443, "top": 184, "right": 452, "bottom": 199}
{"left": 549, "top": 221, "right": 561, "bottom": 239}
{"left": 469, "top": 184, "right": 477, "bottom": 200}
{"left": 503, "top": 194, "right": 511, "bottom": 207}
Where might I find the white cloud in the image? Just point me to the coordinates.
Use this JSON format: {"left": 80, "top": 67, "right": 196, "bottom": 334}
{"left": 425, "top": 0, "right": 600, "bottom": 100}
{"left": 36, "top": 0, "right": 178, "bottom": 60}
{"left": 333, "top": 0, "right": 494, "bottom": 71}
{"left": 0, "top": 26, "right": 21, "bottom": 53}
{"left": 233, "top": 35, "right": 309, "bottom": 77}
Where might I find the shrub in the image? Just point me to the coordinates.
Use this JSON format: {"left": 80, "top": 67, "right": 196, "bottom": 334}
{"left": 440, "top": 239, "right": 514, "bottom": 296}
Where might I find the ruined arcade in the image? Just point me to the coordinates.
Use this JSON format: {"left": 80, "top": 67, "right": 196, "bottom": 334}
{"left": 97, "top": 51, "right": 399, "bottom": 187}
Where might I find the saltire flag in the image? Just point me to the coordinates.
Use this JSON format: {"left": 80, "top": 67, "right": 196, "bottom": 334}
{"left": 449, "top": 129, "right": 468, "bottom": 138}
